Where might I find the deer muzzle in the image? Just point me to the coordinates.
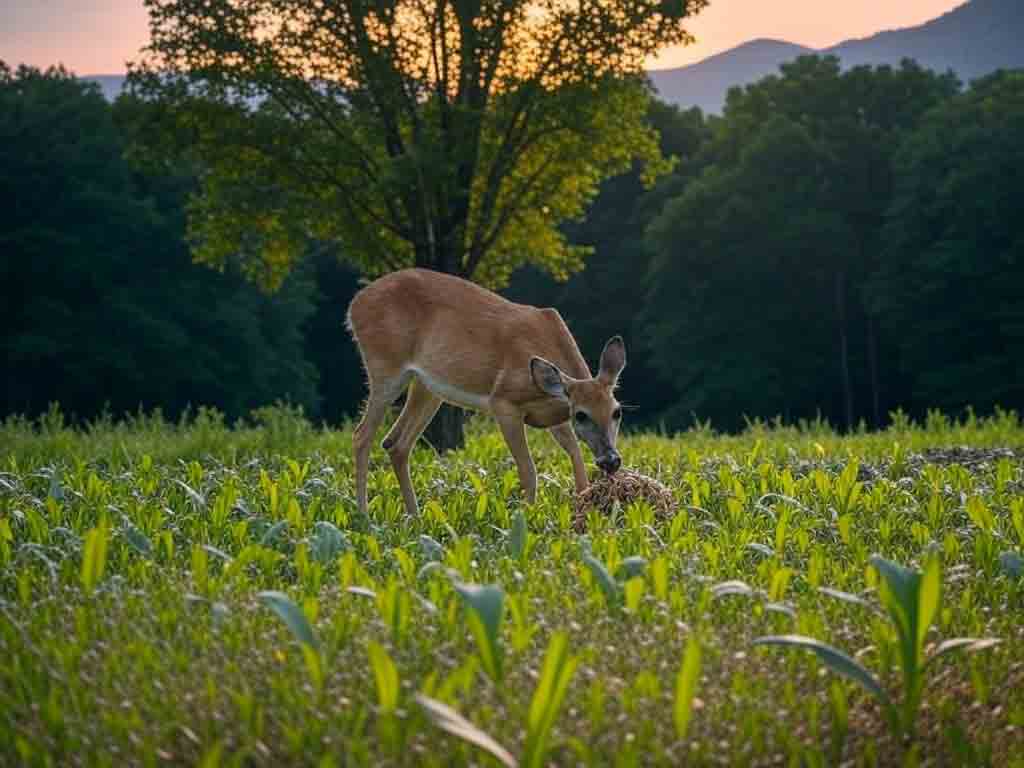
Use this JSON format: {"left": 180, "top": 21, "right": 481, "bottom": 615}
{"left": 596, "top": 450, "right": 622, "bottom": 475}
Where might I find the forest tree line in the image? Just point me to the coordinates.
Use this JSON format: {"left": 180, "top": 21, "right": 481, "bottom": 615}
{"left": 2, "top": 58, "right": 1022, "bottom": 433}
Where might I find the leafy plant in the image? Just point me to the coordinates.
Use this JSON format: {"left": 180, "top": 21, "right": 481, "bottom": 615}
{"left": 580, "top": 545, "right": 646, "bottom": 612}
{"left": 755, "top": 554, "right": 1000, "bottom": 740}
{"left": 674, "top": 633, "right": 702, "bottom": 741}
{"left": 415, "top": 632, "right": 578, "bottom": 768}
{"left": 523, "top": 632, "right": 579, "bottom": 768}
{"left": 80, "top": 519, "right": 109, "bottom": 593}
{"left": 454, "top": 580, "right": 506, "bottom": 683}
{"left": 415, "top": 695, "right": 517, "bottom": 768}
{"left": 258, "top": 590, "right": 323, "bottom": 691}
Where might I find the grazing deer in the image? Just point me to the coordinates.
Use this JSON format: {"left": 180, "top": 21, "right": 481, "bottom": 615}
{"left": 346, "top": 268, "right": 626, "bottom": 517}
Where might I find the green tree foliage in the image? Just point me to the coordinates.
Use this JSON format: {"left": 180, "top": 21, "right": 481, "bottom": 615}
{"left": 506, "top": 100, "right": 711, "bottom": 424}
{"left": 128, "top": 0, "right": 707, "bottom": 448}
{"left": 129, "top": 0, "right": 706, "bottom": 290}
{"left": 643, "top": 57, "right": 960, "bottom": 431}
{"left": 870, "top": 70, "right": 1024, "bottom": 413}
{"left": 0, "top": 65, "right": 320, "bottom": 422}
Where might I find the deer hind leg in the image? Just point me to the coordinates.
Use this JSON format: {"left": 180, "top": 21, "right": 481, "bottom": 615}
{"left": 382, "top": 377, "right": 442, "bottom": 517}
{"left": 353, "top": 370, "right": 409, "bottom": 517}
{"left": 494, "top": 403, "right": 537, "bottom": 504}
{"left": 550, "top": 422, "right": 589, "bottom": 495}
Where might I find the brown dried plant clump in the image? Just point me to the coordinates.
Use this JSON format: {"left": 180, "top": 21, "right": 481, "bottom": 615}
{"left": 574, "top": 468, "right": 676, "bottom": 528}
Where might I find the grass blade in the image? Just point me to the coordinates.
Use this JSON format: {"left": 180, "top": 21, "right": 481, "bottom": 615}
{"left": 755, "top": 634, "right": 890, "bottom": 707}
{"left": 80, "top": 521, "right": 109, "bottom": 592}
{"left": 509, "top": 510, "right": 527, "bottom": 560}
{"left": 257, "top": 590, "right": 318, "bottom": 650}
{"left": 926, "top": 637, "right": 1001, "bottom": 668}
{"left": 367, "top": 641, "right": 400, "bottom": 713}
{"left": 615, "top": 556, "right": 647, "bottom": 581}
{"left": 454, "top": 581, "right": 505, "bottom": 682}
{"left": 581, "top": 552, "right": 619, "bottom": 607}
{"left": 310, "top": 521, "right": 347, "bottom": 564}
{"left": 524, "top": 632, "right": 579, "bottom": 768}
{"left": 674, "top": 633, "right": 702, "bottom": 740}
{"left": 416, "top": 694, "right": 518, "bottom": 768}
{"left": 917, "top": 554, "right": 941, "bottom": 649}
{"left": 999, "top": 551, "right": 1023, "bottom": 579}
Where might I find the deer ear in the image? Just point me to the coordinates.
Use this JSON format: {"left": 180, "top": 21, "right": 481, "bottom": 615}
{"left": 598, "top": 335, "right": 626, "bottom": 385}
{"left": 530, "top": 357, "right": 569, "bottom": 401}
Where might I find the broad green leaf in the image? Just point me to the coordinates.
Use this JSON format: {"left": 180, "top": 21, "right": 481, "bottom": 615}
{"left": 917, "top": 554, "right": 941, "bottom": 649}
{"left": 869, "top": 555, "right": 919, "bottom": 650}
{"left": 258, "top": 590, "right": 319, "bottom": 650}
{"left": 310, "top": 521, "right": 346, "bottom": 564}
{"left": 202, "top": 545, "right": 233, "bottom": 562}
{"left": 174, "top": 479, "right": 206, "bottom": 510}
{"left": 80, "top": 522, "right": 109, "bottom": 592}
{"left": 582, "top": 552, "right": 619, "bottom": 606}
{"left": 47, "top": 471, "right": 64, "bottom": 502}
{"left": 818, "top": 587, "right": 872, "bottom": 608}
{"left": 454, "top": 581, "right": 505, "bottom": 682}
{"left": 746, "top": 542, "right": 774, "bottom": 558}
{"left": 367, "top": 641, "right": 400, "bottom": 713}
{"left": 122, "top": 519, "right": 153, "bottom": 559}
{"left": 755, "top": 635, "right": 890, "bottom": 706}
{"left": 710, "top": 580, "right": 755, "bottom": 600}
{"left": 925, "top": 637, "right": 1001, "bottom": 668}
{"left": 419, "top": 535, "right": 444, "bottom": 561}
{"left": 261, "top": 520, "right": 289, "bottom": 548}
{"left": 509, "top": 510, "right": 527, "bottom": 560}
{"left": 347, "top": 585, "right": 377, "bottom": 599}
{"left": 615, "top": 556, "right": 647, "bottom": 581}
{"left": 999, "top": 551, "right": 1023, "bottom": 579}
{"left": 415, "top": 695, "right": 517, "bottom": 768}
{"left": 524, "top": 632, "right": 579, "bottom": 768}
{"left": 674, "top": 634, "right": 702, "bottom": 740}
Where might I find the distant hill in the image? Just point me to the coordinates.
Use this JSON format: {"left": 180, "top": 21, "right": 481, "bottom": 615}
{"left": 649, "top": 0, "right": 1023, "bottom": 113}
{"left": 826, "top": 0, "right": 1021, "bottom": 75}
{"left": 85, "top": 0, "right": 1023, "bottom": 114}
{"left": 648, "top": 39, "right": 813, "bottom": 115}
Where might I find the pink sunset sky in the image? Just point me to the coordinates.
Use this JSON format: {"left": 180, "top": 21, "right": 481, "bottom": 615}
{"left": 2, "top": 0, "right": 967, "bottom": 75}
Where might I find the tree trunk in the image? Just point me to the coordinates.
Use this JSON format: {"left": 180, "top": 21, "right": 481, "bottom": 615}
{"left": 835, "top": 270, "right": 854, "bottom": 431}
{"left": 424, "top": 403, "right": 466, "bottom": 453}
{"left": 866, "top": 312, "right": 880, "bottom": 428}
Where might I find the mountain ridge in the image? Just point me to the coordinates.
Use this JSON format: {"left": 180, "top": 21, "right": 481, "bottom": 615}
{"left": 649, "top": 0, "right": 1022, "bottom": 113}
{"left": 83, "top": 0, "right": 1023, "bottom": 114}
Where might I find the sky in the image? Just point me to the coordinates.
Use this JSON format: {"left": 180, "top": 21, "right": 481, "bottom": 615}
{"left": 1, "top": 0, "right": 967, "bottom": 75}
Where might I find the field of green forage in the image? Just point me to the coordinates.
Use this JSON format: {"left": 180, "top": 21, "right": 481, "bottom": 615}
{"left": 2, "top": 404, "right": 1024, "bottom": 767}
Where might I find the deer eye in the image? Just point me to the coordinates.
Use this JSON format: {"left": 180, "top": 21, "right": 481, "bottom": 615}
{"left": 574, "top": 411, "right": 588, "bottom": 424}
{"left": 612, "top": 407, "right": 623, "bottom": 421}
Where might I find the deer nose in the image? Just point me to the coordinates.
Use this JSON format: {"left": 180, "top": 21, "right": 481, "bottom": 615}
{"left": 597, "top": 451, "right": 621, "bottom": 475}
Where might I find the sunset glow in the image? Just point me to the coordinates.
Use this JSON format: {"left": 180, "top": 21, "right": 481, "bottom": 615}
{"left": 1, "top": 0, "right": 968, "bottom": 75}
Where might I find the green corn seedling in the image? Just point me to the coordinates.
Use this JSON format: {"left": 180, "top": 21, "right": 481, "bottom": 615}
{"left": 756, "top": 554, "right": 1000, "bottom": 742}
{"left": 453, "top": 580, "right": 506, "bottom": 683}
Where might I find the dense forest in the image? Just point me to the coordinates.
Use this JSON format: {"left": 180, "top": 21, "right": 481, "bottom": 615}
{"left": 2, "top": 60, "right": 1022, "bottom": 433}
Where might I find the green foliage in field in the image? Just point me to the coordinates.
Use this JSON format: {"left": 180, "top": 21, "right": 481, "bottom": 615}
{"left": 0, "top": 64, "right": 323, "bottom": 423}
{"left": 2, "top": 406, "right": 1024, "bottom": 765}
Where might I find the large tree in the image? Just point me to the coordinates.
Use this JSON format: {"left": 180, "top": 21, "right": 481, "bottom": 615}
{"left": 128, "top": 0, "right": 707, "bottom": 448}
{"left": 0, "top": 65, "right": 320, "bottom": 422}
{"left": 505, "top": 100, "right": 711, "bottom": 426}
{"left": 642, "top": 57, "right": 957, "bottom": 431}
{"left": 870, "top": 70, "right": 1024, "bottom": 414}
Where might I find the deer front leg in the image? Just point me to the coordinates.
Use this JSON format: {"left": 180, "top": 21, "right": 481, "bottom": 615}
{"left": 494, "top": 403, "right": 537, "bottom": 504}
{"left": 382, "top": 378, "right": 443, "bottom": 517}
{"left": 549, "top": 422, "right": 588, "bottom": 495}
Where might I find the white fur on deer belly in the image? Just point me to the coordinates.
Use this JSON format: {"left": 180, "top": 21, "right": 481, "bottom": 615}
{"left": 410, "top": 367, "right": 491, "bottom": 412}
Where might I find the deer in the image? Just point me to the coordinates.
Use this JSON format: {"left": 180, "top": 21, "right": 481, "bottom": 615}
{"left": 346, "top": 268, "right": 626, "bottom": 518}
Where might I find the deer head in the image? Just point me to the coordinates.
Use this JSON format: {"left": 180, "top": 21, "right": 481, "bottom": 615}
{"left": 530, "top": 336, "right": 626, "bottom": 474}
